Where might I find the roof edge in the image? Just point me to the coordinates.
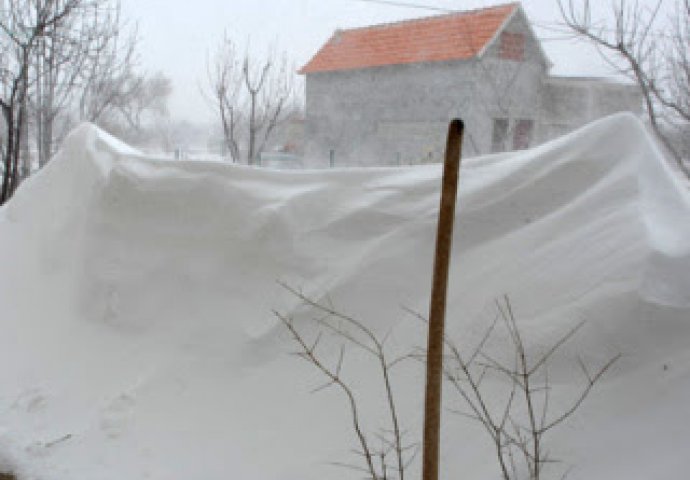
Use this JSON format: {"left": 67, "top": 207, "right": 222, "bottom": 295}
{"left": 301, "top": 56, "right": 477, "bottom": 76}
{"left": 327, "top": 2, "right": 520, "bottom": 37}
{"left": 476, "top": 3, "right": 520, "bottom": 58}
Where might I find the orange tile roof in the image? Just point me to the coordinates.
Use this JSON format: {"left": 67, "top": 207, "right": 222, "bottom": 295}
{"left": 299, "top": 3, "right": 519, "bottom": 74}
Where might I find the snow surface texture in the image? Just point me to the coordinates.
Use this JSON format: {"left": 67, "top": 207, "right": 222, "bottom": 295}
{"left": 0, "top": 113, "right": 688, "bottom": 479}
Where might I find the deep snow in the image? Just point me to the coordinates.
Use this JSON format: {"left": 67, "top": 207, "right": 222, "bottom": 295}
{"left": 0, "top": 113, "right": 688, "bottom": 479}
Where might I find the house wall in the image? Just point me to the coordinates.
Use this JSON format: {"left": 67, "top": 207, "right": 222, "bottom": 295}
{"left": 473, "top": 8, "right": 550, "bottom": 153}
{"left": 304, "top": 62, "right": 549, "bottom": 166}
{"left": 304, "top": 60, "right": 477, "bottom": 167}
{"left": 538, "top": 78, "right": 641, "bottom": 142}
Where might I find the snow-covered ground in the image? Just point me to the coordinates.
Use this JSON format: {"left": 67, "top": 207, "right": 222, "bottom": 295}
{"left": 0, "top": 113, "right": 688, "bottom": 479}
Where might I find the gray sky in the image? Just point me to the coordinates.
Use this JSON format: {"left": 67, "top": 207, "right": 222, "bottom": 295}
{"left": 119, "top": 0, "right": 628, "bottom": 124}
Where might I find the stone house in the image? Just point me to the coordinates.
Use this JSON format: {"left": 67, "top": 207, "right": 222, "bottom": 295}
{"left": 299, "top": 2, "right": 641, "bottom": 167}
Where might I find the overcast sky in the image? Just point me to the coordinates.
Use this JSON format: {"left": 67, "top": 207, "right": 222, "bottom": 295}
{"left": 119, "top": 0, "right": 637, "bottom": 124}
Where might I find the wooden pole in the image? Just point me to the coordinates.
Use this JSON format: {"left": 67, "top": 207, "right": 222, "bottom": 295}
{"left": 422, "top": 118, "right": 464, "bottom": 480}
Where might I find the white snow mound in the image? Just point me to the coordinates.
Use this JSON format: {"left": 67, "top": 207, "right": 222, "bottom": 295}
{"left": 0, "top": 113, "right": 688, "bottom": 479}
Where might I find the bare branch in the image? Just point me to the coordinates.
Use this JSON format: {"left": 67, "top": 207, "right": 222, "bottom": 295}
{"left": 559, "top": 0, "right": 690, "bottom": 179}
{"left": 539, "top": 353, "right": 621, "bottom": 434}
{"left": 274, "top": 309, "right": 379, "bottom": 479}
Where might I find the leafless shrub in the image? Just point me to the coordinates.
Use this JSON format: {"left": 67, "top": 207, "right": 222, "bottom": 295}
{"left": 277, "top": 285, "right": 618, "bottom": 480}
{"left": 408, "top": 297, "right": 619, "bottom": 480}
{"left": 274, "top": 281, "right": 416, "bottom": 480}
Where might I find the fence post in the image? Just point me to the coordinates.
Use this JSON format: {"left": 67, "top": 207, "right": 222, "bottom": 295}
{"left": 422, "top": 119, "right": 464, "bottom": 480}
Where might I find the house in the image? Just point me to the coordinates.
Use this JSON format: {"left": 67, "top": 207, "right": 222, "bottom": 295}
{"left": 299, "top": 2, "right": 641, "bottom": 167}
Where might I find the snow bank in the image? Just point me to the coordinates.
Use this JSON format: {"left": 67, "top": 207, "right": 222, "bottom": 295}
{"left": 0, "top": 113, "right": 688, "bottom": 479}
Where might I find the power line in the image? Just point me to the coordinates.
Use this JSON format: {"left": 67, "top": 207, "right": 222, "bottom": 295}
{"left": 353, "top": 0, "right": 677, "bottom": 40}
{"left": 354, "top": 0, "right": 457, "bottom": 13}
{"left": 531, "top": 19, "right": 677, "bottom": 39}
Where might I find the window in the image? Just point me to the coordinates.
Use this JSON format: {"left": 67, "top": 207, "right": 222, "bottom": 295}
{"left": 499, "top": 32, "right": 526, "bottom": 61}
{"left": 492, "top": 118, "right": 509, "bottom": 153}
{"left": 513, "top": 119, "right": 534, "bottom": 150}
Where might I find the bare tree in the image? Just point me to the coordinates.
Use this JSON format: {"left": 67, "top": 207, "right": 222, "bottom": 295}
{"left": 70, "top": 2, "right": 171, "bottom": 147}
{"left": 0, "top": 0, "right": 80, "bottom": 204}
{"left": 653, "top": 0, "right": 690, "bottom": 123}
{"left": 0, "top": 0, "right": 172, "bottom": 204}
{"left": 29, "top": 0, "right": 150, "bottom": 166}
{"left": 87, "top": 71, "right": 172, "bottom": 145}
{"left": 207, "top": 34, "right": 242, "bottom": 162}
{"left": 117, "top": 72, "right": 170, "bottom": 132}
{"left": 559, "top": 0, "right": 690, "bottom": 179}
{"left": 656, "top": 0, "right": 690, "bottom": 159}
{"left": 207, "top": 36, "right": 295, "bottom": 165}
{"left": 75, "top": 8, "right": 138, "bottom": 126}
{"left": 31, "top": 0, "right": 105, "bottom": 167}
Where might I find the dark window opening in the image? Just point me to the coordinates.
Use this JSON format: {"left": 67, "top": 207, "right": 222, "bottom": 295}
{"left": 492, "top": 118, "right": 509, "bottom": 153}
{"left": 513, "top": 119, "right": 534, "bottom": 150}
{"left": 499, "top": 32, "right": 526, "bottom": 61}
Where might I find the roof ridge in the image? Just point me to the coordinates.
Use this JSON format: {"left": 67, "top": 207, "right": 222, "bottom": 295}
{"left": 333, "top": 2, "right": 519, "bottom": 35}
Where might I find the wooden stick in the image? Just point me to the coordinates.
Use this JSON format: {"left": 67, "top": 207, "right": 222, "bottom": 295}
{"left": 422, "top": 119, "right": 464, "bottom": 480}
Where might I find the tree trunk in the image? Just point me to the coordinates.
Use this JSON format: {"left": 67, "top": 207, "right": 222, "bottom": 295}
{"left": 1, "top": 107, "right": 16, "bottom": 205}
{"left": 19, "top": 98, "right": 31, "bottom": 182}
{"left": 9, "top": 103, "right": 26, "bottom": 198}
{"left": 248, "top": 92, "right": 257, "bottom": 165}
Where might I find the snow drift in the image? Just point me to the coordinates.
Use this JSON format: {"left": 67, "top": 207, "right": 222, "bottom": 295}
{"left": 0, "top": 113, "right": 688, "bottom": 479}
